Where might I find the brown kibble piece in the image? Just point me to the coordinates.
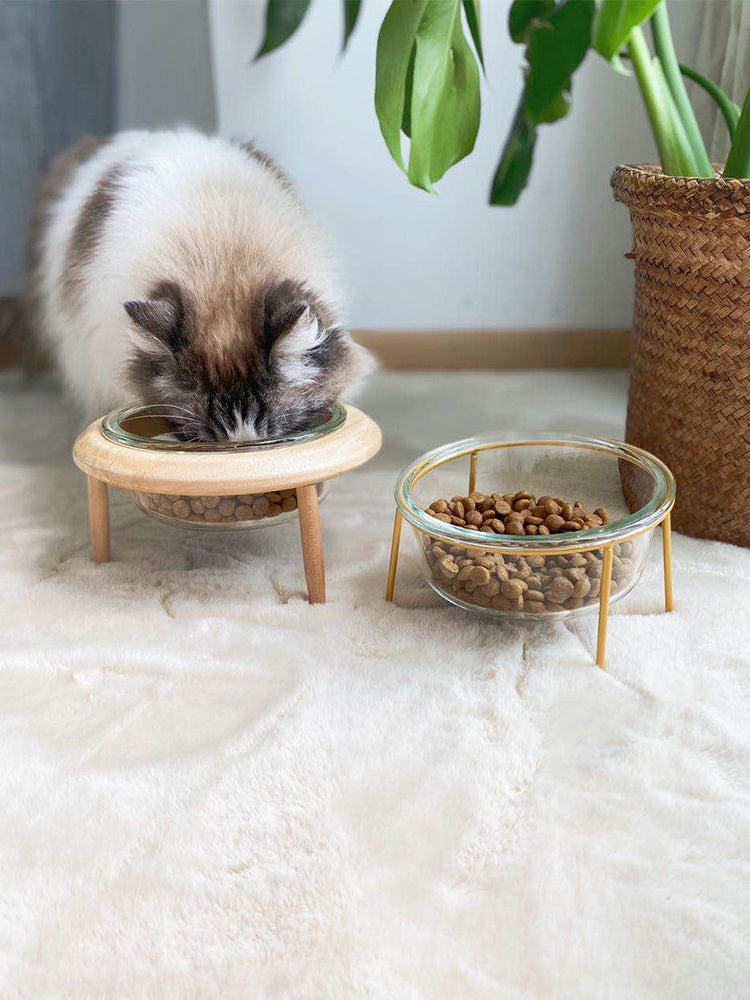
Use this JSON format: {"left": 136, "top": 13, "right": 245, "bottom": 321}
{"left": 501, "top": 579, "right": 524, "bottom": 600}
{"left": 172, "top": 499, "right": 190, "bottom": 518}
{"left": 200, "top": 496, "right": 220, "bottom": 508}
{"left": 545, "top": 514, "right": 565, "bottom": 532}
{"left": 438, "top": 556, "right": 459, "bottom": 579}
{"left": 491, "top": 595, "right": 512, "bottom": 611}
{"left": 469, "top": 566, "right": 491, "bottom": 585}
{"left": 218, "top": 499, "right": 236, "bottom": 517}
{"left": 545, "top": 577, "right": 575, "bottom": 603}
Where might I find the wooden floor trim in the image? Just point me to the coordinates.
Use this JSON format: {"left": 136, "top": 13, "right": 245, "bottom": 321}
{"left": 0, "top": 291, "right": 629, "bottom": 372}
{"left": 353, "top": 328, "right": 630, "bottom": 370}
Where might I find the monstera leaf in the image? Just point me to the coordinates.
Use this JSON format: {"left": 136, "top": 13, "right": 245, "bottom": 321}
{"left": 593, "top": 0, "right": 661, "bottom": 61}
{"left": 375, "top": 0, "right": 481, "bottom": 191}
{"left": 491, "top": 0, "right": 594, "bottom": 206}
{"left": 256, "top": 0, "right": 311, "bottom": 58}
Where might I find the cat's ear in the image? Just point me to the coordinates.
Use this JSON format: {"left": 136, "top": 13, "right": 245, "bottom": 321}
{"left": 124, "top": 290, "right": 183, "bottom": 355}
{"left": 271, "top": 304, "right": 326, "bottom": 360}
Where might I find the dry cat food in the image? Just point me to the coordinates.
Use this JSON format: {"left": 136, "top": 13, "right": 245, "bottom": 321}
{"left": 137, "top": 489, "right": 299, "bottom": 524}
{"left": 422, "top": 489, "right": 633, "bottom": 613}
{"left": 425, "top": 489, "right": 610, "bottom": 536}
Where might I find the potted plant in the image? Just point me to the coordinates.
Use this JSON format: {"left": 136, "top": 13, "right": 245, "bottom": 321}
{"left": 258, "top": 0, "right": 750, "bottom": 547}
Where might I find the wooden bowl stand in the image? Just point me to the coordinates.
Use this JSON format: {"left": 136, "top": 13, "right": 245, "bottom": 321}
{"left": 73, "top": 405, "right": 382, "bottom": 604}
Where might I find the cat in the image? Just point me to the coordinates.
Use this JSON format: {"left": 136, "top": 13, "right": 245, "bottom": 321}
{"left": 28, "top": 128, "right": 373, "bottom": 441}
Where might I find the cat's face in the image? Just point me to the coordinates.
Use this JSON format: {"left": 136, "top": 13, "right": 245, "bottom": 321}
{"left": 124, "top": 279, "right": 373, "bottom": 442}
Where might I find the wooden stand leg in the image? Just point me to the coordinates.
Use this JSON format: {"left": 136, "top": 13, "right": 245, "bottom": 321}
{"left": 385, "top": 509, "right": 403, "bottom": 601}
{"left": 662, "top": 511, "right": 674, "bottom": 612}
{"left": 596, "top": 545, "right": 614, "bottom": 668}
{"left": 296, "top": 484, "right": 325, "bottom": 604}
{"left": 86, "top": 476, "right": 110, "bottom": 563}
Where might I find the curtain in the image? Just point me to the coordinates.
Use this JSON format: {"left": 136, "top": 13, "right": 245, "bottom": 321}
{"left": 694, "top": 0, "right": 750, "bottom": 161}
{"left": 0, "top": 0, "right": 116, "bottom": 297}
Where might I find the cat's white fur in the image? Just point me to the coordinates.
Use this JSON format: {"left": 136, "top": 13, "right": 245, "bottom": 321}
{"left": 35, "top": 129, "right": 346, "bottom": 419}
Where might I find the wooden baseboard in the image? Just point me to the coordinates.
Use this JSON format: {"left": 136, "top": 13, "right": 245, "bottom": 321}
{"left": 353, "top": 328, "right": 630, "bottom": 369}
{"left": 0, "top": 291, "right": 629, "bottom": 371}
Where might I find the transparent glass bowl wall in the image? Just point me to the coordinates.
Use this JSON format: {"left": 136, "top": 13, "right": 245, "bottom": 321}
{"left": 395, "top": 433, "right": 675, "bottom": 620}
{"left": 101, "top": 404, "right": 345, "bottom": 530}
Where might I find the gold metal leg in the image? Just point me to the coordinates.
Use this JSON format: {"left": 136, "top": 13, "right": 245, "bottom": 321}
{"left": 296, "top": 484, "right": 326, "bottom": 604}
{"left": 385, "top": 509, "right": 403, "bottom": 601}
{"left": 596, "top": 545, "right": 614, "bottom": 668}
{"left": 468, "top": 450, "right": 478, "bottom": 495}
{"left": 87, "top": 477, "right": 110, "bottom": 563}
{"left": 662, "top": 511, "right": 674, "bottom": 612}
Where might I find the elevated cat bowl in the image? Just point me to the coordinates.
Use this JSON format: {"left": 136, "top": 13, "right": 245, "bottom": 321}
{"left": 72, "top": 403, "right": 381, "bottom": 603}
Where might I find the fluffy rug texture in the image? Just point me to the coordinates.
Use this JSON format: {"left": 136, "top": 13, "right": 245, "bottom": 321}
{"left": 1, "top": 369, "right": 749, "bottom": 999}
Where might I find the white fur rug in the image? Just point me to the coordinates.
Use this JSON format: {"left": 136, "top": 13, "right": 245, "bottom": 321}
{"left": 1, "top": 368, "right": 749, "bottom": 999}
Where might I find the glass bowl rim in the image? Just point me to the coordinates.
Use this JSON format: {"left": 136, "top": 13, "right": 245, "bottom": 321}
{"left": 101, "top": 402, "right": 347, "bottom": 452}
{"left": 394, "top": 431, "right": 676, "bottom": 549}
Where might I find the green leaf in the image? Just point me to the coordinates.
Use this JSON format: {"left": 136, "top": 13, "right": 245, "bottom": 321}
{"left": 407, "top": 0, "right": 481, "bottom": 190}
{"left": 461, "top": 0, "right": 485, "bottom": 71}
{"left": 375, "top": 1, "right": 428, "bottom": 172}
{"left": 723, "top": 85, "right": 750, "bottom": 177}
{"left": 491, "top": 0, "right": 592, "bottom": 207}
{"left": 680, "top": 63, "right": 740, "bottom": 139}
{"left": 508, "top": 0, "right": 554, "bottom": 44}
{"left": 401, "top": 45, "right": 416, "bottom": 138}
{"left": 342, "top": 0, "right": 362, "bottom": 50}
{"left": 524, "top": 0, "right": 594, "bottom": 121}
{"left": 535, "top": 91, "right": 570, "bottom": 124}
{"left": 489, "top": 95, "right": 537, "bottom": 205}
{"left": 255, "top": 0, "right": 311, "bottom": 59}
{"left": 593, "top": 0, "right": 661, "bottom": 62}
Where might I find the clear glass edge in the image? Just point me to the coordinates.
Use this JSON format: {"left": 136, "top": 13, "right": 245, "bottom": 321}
{"left": 394, "top": 432, "right": 676, "bottom": 550}
{"left": 101, "top": 402, "right": 347, "bottom": 452}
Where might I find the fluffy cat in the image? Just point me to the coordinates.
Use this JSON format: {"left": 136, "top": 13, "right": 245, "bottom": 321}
{"left": 29, "top": 128, "right": 373, "bottom": 440}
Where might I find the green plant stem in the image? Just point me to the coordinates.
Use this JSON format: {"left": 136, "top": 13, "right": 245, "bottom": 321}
{"left": 679, "top": 63, "right": 740, "bottom": 140}
{"left": 628, "top": 26, "right": 695, "bottom": 176}
{"left": 650, "top": 3, "right": 712, "bottom": 175}
{"left": 723, "top": 86, "right": 750, "bottom": 177}
{"left": 652, "top": 59, "right": 700, "bottom": 175}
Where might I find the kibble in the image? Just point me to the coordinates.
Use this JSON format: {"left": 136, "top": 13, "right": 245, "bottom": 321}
{"left": 137, "top": 488, "right": 299, "bottom": 525}
{"left": 421, "top": 488, "right": 632, "bottom": 614}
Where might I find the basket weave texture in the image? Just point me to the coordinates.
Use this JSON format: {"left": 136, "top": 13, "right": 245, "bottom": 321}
{"left": 612, "top": 164, "right": 750, "bottom": 547}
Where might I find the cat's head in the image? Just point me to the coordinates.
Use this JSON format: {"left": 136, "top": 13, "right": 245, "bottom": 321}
{"left": 124, "top": 279, "right": 374, "bottom": 442}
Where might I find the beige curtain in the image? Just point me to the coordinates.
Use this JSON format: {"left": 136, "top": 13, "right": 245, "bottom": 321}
{"left": 694, "top": 0, "right": 750, "bottom": 161}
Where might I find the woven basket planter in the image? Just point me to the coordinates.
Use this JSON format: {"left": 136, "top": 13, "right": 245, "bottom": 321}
{"left": 612, "top": 164, "right": 750, "bottom": 547}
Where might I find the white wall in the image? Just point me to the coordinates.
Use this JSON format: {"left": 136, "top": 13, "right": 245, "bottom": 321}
{"left": 116, "top": 0, "right": 705, "bottom": 332}
{"left": 207, "top": 0, "right": 705, "bottom": 331}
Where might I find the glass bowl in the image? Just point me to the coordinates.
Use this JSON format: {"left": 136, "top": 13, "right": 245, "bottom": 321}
{"left": 394, "top": 433, "right": 675, "bottom": 620}
{"left": 101, "top": 403, "right": 344, "bottom": 530}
